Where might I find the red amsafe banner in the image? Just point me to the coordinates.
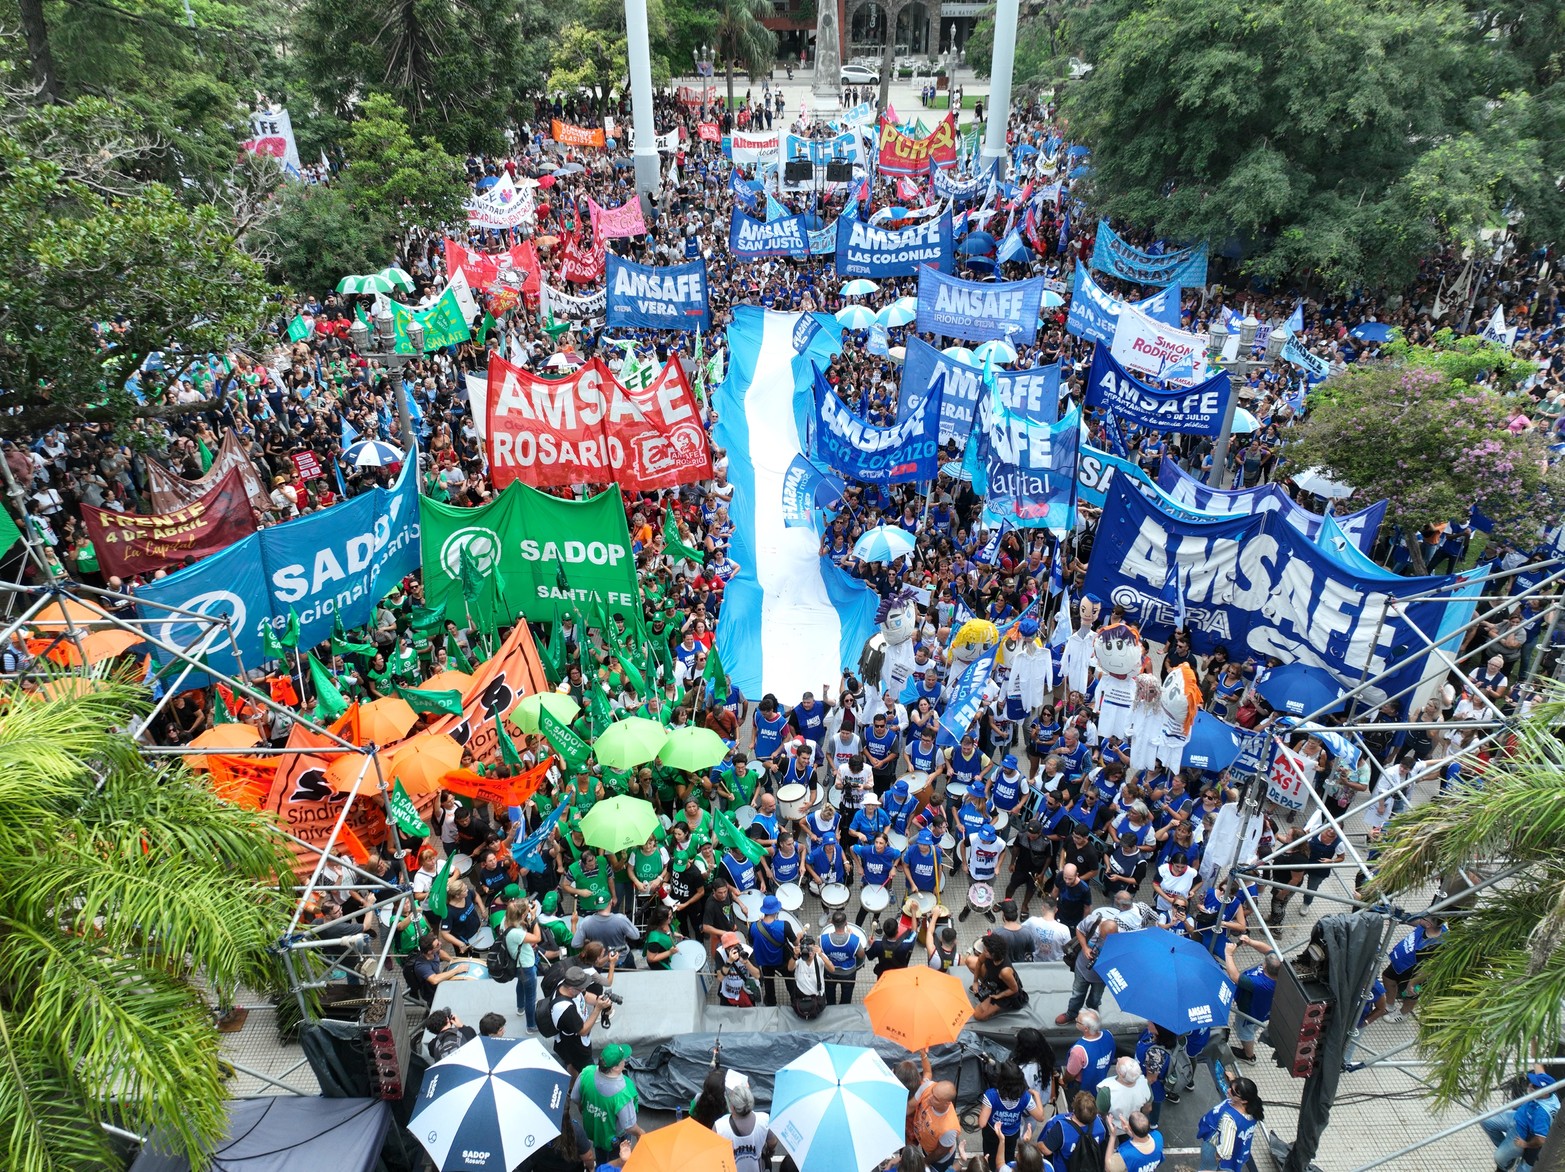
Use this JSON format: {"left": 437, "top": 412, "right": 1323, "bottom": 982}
{"left": 486, "top": 354, "right": 710, "bottom": 489}
{"left": 81, "top": 466, "right": 257, "bottom": 577}
{"left": 445, "top": 239, "right": 541, "bottom": 295}
{"left": 878, "top": 111, "right": 958, "bottom": 176}
{"left": 697, "top": 121, "right": 722, "bottom": 142}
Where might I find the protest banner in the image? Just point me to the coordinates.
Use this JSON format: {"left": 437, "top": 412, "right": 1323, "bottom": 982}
{"left": 1283, "top": 335, "right": 1331, "bottom": 382}
{"left": 780, "top": 454, "right": 845, "bottom": 530}
{"left": 145, "top": 430, "right": 273, "bottom": 517}
{"left": 813, "top": 368, "right": 941, "bottom": 484}
{"left": 82, "top": 467, "right": 257, "bottom": 579}
{"left": 1156, "top": 458, "right": 1388, "bottom": 553}
{"left": 291, "top": 451, "right": 324, "bottom": 483}
{"left": 424, "top": 621, "right": 554, "bottom": 766}
{"left": 540, "top": 282, "right": 606, "bottom": 320}
{"left": 1108, "top": 303, "right": 1212, "bottom": 385}
{"left": 387, "top": 281, "right": 472, "bottom": 354}
{"left": 551, "top": 119, "right": 605, "bottom": 148}
{"left": 834, "top": 212, "right": 952, "bottom": 278}
{"left": 915, "top": 267, "right": 1044, "bottom": 343}
{"left": 605, "top": 255, "right": 712, "bottom": 332}
{"left": 878, "top": 111, "right": 958, "bottom": 175}
{"left": 241, "top": 107, "right": 302, "bottom": 174}
{"left": 728, "top": 208, "right": 810, "bottom": 260}
{"left": 464, "top": 174, "right": 535, "bottom": 230}
{"left": 968, "top": 391, "right": 1080, "bottom": 530}
{"left": 1066, "top": 267, "right": 1182, "bottom": 345}
{"left": 261, "top": 724, "right": 393, "bottom": 877}
{"left": 899, "top": 336, "right": 1061, "bottom": 447}
{"left": 784, "top": 131, "right": 859, "bottom": 165}
{"left": 728, "top": 131, "right": 779, "bottom": 165}
{"left": 588, "top": 197, "right": 647, "bottom": 239}
{"left": 503, "top": 484, "right": 642, "bottom": 625}
{"left": 1090, "top": 221, "right": 1209, "bottom": 287}
{"left": 558, "top": 233, "right": 606, "bottom": 284}
{"left": 698, "top": 121, "right": 721, "bottom": 141}
{"left": 1086, "top": 344, "right": 1233, "bottom": 436}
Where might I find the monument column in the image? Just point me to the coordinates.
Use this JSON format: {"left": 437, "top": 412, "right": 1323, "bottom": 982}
{"left": 626, "top": 0, "right": 661, "bottom": 198}
{"left": 813, "top": 0, "right": 843, "bottom": 104}
{"left": 978, "top": 0, "right": 1019, "bottom": 177}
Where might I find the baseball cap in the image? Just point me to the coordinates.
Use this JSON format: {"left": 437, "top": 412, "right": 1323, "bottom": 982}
{"left": 602, "top": 1043, "right": 634, "bottom": 1067}
{"left": 1527, "top": 1071, "right": 1555, "bottom": 1088}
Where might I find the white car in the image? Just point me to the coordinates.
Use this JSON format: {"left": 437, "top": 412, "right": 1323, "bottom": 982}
{"left": 840, "top": 64, "right": 880, "bottom": 85}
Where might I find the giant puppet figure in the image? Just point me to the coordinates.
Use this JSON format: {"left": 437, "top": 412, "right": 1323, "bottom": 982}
{"left": 859, "top": 589, "right": 921, "bottom": 697}
{"left": 1153, "top": 663, "right": 1202, "bottom": 771}
{"left": 1002, "top": 617, "right": 1052, "bottom": 721}
{"left": 1061, "top": 593, "right": 1101, "bottom": 696}
{"left": 1092, "top": 620, "right": 1142, "bottom": 741}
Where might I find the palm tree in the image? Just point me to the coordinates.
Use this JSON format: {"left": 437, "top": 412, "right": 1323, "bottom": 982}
{"left": 1363, "top": 683, "right": 1565, "bottom": 1104}
{"left": 713, "top": 0, "right": 777, "bottom": 115}
{"left": 0, "top": 681, "right": 296, "bottom": 1172}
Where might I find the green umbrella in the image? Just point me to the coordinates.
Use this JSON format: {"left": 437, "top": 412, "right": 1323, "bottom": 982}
{"left": 658, "top": 726, "right": 730, "bottom": 772}
{"left": 593, "top": 716, "right": 671, "bottom": 769}
{"left": 335, "top": 265, "right": 416, "bottom": 295}
{"left": 579, "top": 795, "right": 661, "bottom": 853}
{"left": 511, "top": 691, "right": 581, "bottom": 734}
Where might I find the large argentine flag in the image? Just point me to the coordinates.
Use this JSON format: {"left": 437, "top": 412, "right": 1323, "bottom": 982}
{"left": 715, "top": 308, "right": 880, "bottom": 704}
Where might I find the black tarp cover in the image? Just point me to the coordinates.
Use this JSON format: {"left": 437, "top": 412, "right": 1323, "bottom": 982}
{"left": 128, "top": 1096, "right": 391, "bottom": 1172}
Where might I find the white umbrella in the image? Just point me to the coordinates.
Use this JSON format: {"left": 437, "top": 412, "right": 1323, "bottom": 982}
{"left": 543, "top": 352, "right": 579, "bottom": 369}
{"left": 1293, "top": 466, "right": 1356, "bottom": 499}
{"left": 887, "top": 345, "right": 907, "bottom": 365}
{"left": 973, "top": 338, "right": 1018, "bottom": 366}
{"left": 1230, "top": 407, "right": 1261, "bottom": 434}
{"left": 343, "top": 439, "right": 404, "bottom": 467}
{"left": 771, "top": 1043, "right": 907, "bottom": 1172}
{"left": 1041, "top": 290, "right": 1065, "bottom": 308}
{"left": 839, "top": 278, "right": 880, "bottom": 298}
{"left": 408, "top": 1036, "right": 570, "bottom": 1172}
{"left": 876, "top": 296, "right": 919, "bottom": 327}
{"left": 941, "top": 345, "right": 975, "bottom": 364}
{"left": 851, "top": 524, "right": 917, "bottom": 563}
{"left": 836, "top": 304, "right": 877, "bottom": 331}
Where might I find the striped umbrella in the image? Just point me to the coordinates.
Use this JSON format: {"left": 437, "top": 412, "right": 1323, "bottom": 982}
{"left": 851, "top": 524, "right": 917, "bottom": 563}
{"left": 343, "top": 439, "right": 404, "bottom": 467}
{"left": 335, "top": 266, "right": 416, "bottom": 294}
{"left": 973, "top": 338, "right": 1018, "bottom": 366}
{"left": 835, "top": 304, "right": 877, "bottom": 331}
{"left": 876, "top": 297, "right": 919, "bottom": 327}
{"left": 940, "top": 345, "right": 975, "bottom": 364}
{"left": 839, "top": 278, "right": 880, "bottom": 297}
{"left": 770, "top": 1043, "right": 907, "bottom": 1172}
{"left": 408, "top": 1036, "right": 570, "bottom": 1172}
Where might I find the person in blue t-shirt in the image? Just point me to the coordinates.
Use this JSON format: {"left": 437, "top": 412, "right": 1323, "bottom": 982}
{"left": 847, "top": 793, "right": 891, "bottom": 845}
{"left": 1223, "top": 936, "right": 1281, "bottom": 1063}
{"left": 1196, "top": 1077, "right": 1263, "bottom": 1172}
{"left": 976, "top": 1061, "right": 1047, "bottom": 1169}
{"left": 1482, "top": 1067, "right": 1558, "bottom": 1170}
{"left": 1038, "top": 1092, "right": 1108, "bottom": 1172}
{"left": 1382, "top": 914, "right": 1446, "bottom": 1019}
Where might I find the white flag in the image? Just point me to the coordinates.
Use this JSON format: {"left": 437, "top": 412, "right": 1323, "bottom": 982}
{"left": 1480, "top": 305, "right": 1516, "bottom": 348}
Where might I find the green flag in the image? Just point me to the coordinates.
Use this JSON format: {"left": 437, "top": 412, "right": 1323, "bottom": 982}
{"left": 480, "top": 311, "right": 498, "bottom": 346}
{"left": 702, "top": 642, "right": 729, "bottom": 707}
{"left": 714, "top": 808, "right": 768, "bottom": 865}
{"left": 446, "top": 633, "right": 476, "bottom": 673}
{"left": 410, "top": 603, "right": 447, "bottom": 638}
{"left": 459, "top": 542, "right": 486, "bottom": 604}
{"left": 280, "top": 608, "right": 302, "bottom": 650}
{"left": 261, "top": 621, "right": 287, "bottom": 662}
{"left": 389, "top": 288, "right": 470, "bottom": 354}
{"left": 495, "top": 717, "right": 526, "bottom": 767}
{"left": 587, "top": 681, "right": 615, "bottom": 737}
{"left": 287, "top": 314, "right": 314, "bottom": 342}
{"left": 539, "top": 705, "right": 592, "bottom": 773}
{"left": 197, "top": 437, "right": 215, "bottom": 472}
{"left": 425, "top": 851, "right": 454, "bottom": 918}
{"left": 396, "top": 684, "right": 465, "bottom": 716}
{"left": 0, "top": 506, "right": 21, "bottom": 556}
{"left": 663, "top": 510, "right": 703, "bottom": 564}
{"left": 212, "top": 686, "right": 236, "bottom": 725}
{"left": 307, "top": 652, "right": 348, "bottom": 721}
{"left": 389, "top": 779, "right": 431, "bottom": 837}
{"left": 332, "top": 631, "right": 378, "bottom": 659}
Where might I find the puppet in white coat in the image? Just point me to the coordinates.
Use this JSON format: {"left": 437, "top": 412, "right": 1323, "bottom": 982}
{"left": 1153, "top": 663, "right": 1203, "bottom": 771}
{"left": 1060, "top": 593, "right": 1101, "bottom": 697}
{"left": 1002, "top": 617, "right": 1052, "bottom": 721}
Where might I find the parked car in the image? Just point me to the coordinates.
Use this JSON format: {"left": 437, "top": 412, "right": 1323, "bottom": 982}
{"left": 840, "top": 64, "right": 880, "bottom": 85}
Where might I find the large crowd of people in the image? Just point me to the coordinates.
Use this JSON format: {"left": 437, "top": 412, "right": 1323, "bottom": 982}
{"left": 5, "top": 66, "right": 1562, "bottom": 1172}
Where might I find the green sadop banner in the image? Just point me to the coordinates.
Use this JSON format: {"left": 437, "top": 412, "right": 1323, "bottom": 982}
{"left": 419, "top": 483, "right": 641, "bottom": 627}
{"left": 390, "top": 286, "right": 471, "bottom": 354}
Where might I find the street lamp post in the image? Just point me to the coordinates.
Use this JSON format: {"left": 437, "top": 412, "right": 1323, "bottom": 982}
{"left": 348, "top": 306, "right": 422, "bottom": 455}
{"left": 693, "top": 44, "right": 714, "bottom": 84}
{"left": 1204, "top": 308, "right": 1287, "bottom": 488}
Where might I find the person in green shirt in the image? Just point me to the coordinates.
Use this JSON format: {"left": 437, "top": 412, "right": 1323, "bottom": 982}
{"left": 571, "top": 1044, "right": 643, "bottom": 1163}
{"left": 565, "top": 850, "right": 613, "bottom": 913}
{"left": 643, "top": 905, "right": 677, "bottom": 970}
{"left": 672, "top": 799, "right": 713, "bottom": 850}
{"left": 365, "top": 651, "right": 394, "bottom": 699}
{"left": 627, "top": 836, "right": 669, "bottom": 900}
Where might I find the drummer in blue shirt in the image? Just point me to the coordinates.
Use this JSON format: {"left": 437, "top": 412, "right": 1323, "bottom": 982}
{"left": 904, "top": 725, "right": 942, "bottom": 780}
{"left": 767, "top": 829, "right": 805, "bottom": 890}
{"left": 883, "top": 777, "right": 921, "bottom": 835}
{"left": 805, "top": 834, "right": 850, "bottom": 892}
{"left": 900, "top": 828, "right": 943, "bottom": 897}
{"left": 847, "top": 791, "right": 891, "bottom": 845}
{"left": 954, "top": 785, "right": 990, "bottom": 869}
{"left": 852, "top": 826, "right": 903, "bottom": 926}
{"left": 989, "top": 754, "right": 1029, "bottom": 822}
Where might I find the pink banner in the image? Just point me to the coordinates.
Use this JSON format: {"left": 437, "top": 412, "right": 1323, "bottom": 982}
{"left": 588, "top": 197, "right": 647, "bottom": 240}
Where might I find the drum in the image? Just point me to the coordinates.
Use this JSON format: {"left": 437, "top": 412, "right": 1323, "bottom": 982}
{"left": 446, "top": 959, "right": 489, "bottom": 980}
{"left": 735, "top": 805, "right": 758, "bottom": 830}
{"left": 468, "top": 925, "right": 495, "bottom": 951}
{"left": 827, "top": 786, "right": 844, "bottom": 810}
{"left": 659, "top": 813, "right": 673, "bottom": 832}
{"left": 968, "top": 882, "right": 996, "bottom": 911}
{"left": 671, "top": 940, "right": 709, "bottom": 971}
{"left": 910, "top": 890, "right": 938, "bottom": 918}
{"left": 734, "top": 891, "right": 765, "bottom": 923}
{"left": 776, "top": 882, "right": 804, "bottom": 911}
{"left": 860, "top": 884, "right": 891, "bottom": 913}
{"left": 938, "top": 832, "right": 956, "bottom": 852}
{"left": 887, "top": 830, "right": 909, "bottom": 854}
{"left": 820, "top": 882, "right": 851, "bottom": 911}
{"left": 778, "top": 783, "right": 811, "bottom": 821}
{"left": 450, "top": 853, "right": 473, "bottom": 877}
{"left": 905, "top": 770, "right": 930, "bottom": 796}
{"left": 993, "top": 811, "right": 1011, "bottom": 841}
{"left": 781, "top": 910, "right": 805, "bottom": 937}
{"left": 947, "top": 782, "right": 969, "bottom": 803}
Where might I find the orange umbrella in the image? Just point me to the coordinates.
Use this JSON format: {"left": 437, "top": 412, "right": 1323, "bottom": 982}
{"left": 29, "top": 676, "right": 108, "bottom": 701}
{"left": 421, "top": 669, "right": 473, "bottom": 694}
{"left": 358, "top": 696, "right": 418, "bottom": 744}
{"left": 30, "top": 597, "right": 109, "bottom": 631}
{"left": 388, "top": 733, "right": 464, "bottom": 795}
{"left": 187, "top": 724, "right": 263, "bottom": 772}
{"left": 864, "top": 966, "right": 974, "bottom": 1051}
{"left": 624, "top": 1119, "right": 737, "bottom": 1172}
{"left": 54, "top": 628, "right": 145, "bottom": 666}
{"left": 325, "top": 750, "right": 390, "bottom": 794}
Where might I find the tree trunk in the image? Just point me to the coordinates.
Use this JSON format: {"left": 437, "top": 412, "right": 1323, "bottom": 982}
{"left": 726, "top": 61, "right": 735, "bottom": 114}
{"left": 16, "top": 0, "right": 61, "bottom": 103}
{"left": 1403, "top": 530, "right": 1429, "bottom": 576}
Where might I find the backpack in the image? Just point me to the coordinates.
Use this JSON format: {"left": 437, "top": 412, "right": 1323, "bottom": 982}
{"left": 535, "top": 996, "right": 558, "bottom": 1037}
{"left": 486, "top": 928, "right": 519, "bottom": 983}
{"left": 1062, "top": 1119, "right": 1106, "bottom": 1172}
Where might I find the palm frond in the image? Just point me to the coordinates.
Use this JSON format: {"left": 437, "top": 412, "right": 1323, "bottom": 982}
{"left": 0, "top": 1005, "right": 121, "bottom": 1172}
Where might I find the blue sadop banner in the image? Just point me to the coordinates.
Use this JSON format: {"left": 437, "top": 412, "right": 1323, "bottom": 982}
{"left": 814, "top": 367, "right": 942, "bottom": 484}
{"left": 899, "top": 336, "right": 1060, "bottom": 447}
{"left": 1083, "top": 478, "right": 1456, "bottom": 703}
{"left": 781, "top": 453, "right": 845, "bottom": 530}
{"left": 1155, "top": 458, "right": 1387, "bottom": 554}
{"left": 728, "top": 209, "right": 809, "bottom": 260}
{"left": 835, "top": 212, "right": 952, "bottom": 278}
{"left": 967, "top": 388, "right": 1080, "bottom": 530}
{"left": 605, "top": 255, "right": 711, "bottom": 333}
{"left": 1090, "top": 221, "right": 1209, "bottom": 288}
{"left": 1066, "top": 267, "right": 1182, "bottom": 345}
{"left": 915, "top": 267, "right": 1045, "bottom": 344}
{"left": 1086, "top": 344, "right": 1232, "bottom": 437}
{"left": 137, "top": 460, "right": 420, "bottom": 689}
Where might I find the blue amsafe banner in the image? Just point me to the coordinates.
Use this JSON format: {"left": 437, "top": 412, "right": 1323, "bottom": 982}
{"left": 814, "top": 367, "right": 942, "bottom": 484}
{"left": 605, "top": 254, "right": 712, "bottom": 332}
{"left": 780, "top": 453, "right": 845, "bottom": 530}
{"left": 933, "top": 167, "right": 982, "bottom": 201}
{"left": 915, "top": 267, "right": 1045, "bottom": 344}
{"left": 729, "top": 170, "right": 763, "bottom": 216}
{"left": 1155, "top": 458, "right": 1388, "bottom": 554}
{"left": 900, "top": 336, "right": 1060, "bottom": 447}
{"left": 1090, "top": 221, "right": 1209, "bottom": 288}
{"left": 1066, "top": 267, "right": 1182, "bottom": 345}
{"left": 1083, "top": 477, "right": 1459, "bottom": 705}
{"left": 1085, "top": 344, "right": 1232, "bottom": 437}
{"left": 966, "top": 391, "right": 1080, "bottom": 530}
{"left": 835, "top": 212, "right": 952, "bottom": 278}
{"left": 137, "top": 459, "right": 421, "bottom": 689}
{"left": 729, "top": 208, "right": 810, "bottom": 260}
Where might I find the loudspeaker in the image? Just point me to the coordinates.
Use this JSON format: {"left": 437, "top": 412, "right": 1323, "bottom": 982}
{"left": 825, "top": 161, "right": 854, "bottom": 183}
{"left": 1269, "top": 960, "right": 1334, "bottom": 1078}
{"left": 316, "top": 981, "right": 412, "bottom": 1100}
{"left": 784, "top": 160, "right": 814, "bottom": 182}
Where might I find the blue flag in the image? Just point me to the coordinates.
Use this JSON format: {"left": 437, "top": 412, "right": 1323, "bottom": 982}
{"left": 342, "top": 415, "right": 359, "bottom": 448}
{"left": 512, "top": 802, "right": 571, "bottom": 872}
{"left": 1281, "top": 301, "right": 1304, "bottom": 338}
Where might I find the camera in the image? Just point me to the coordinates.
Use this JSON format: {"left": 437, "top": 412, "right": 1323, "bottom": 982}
{"left": 601, "top": 990, "right": 625, "bottom": 1006}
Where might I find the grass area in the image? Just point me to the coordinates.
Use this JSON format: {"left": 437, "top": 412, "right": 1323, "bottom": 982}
{"left": 926, "top": 93, "right": 984, "bottom": 111}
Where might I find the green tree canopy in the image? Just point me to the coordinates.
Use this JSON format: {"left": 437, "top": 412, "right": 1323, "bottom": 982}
{"left": 1062, "top": 0, "right": 1562, "bottom": 289}
{"left": 0, "top": 680, "right": 295, "bottom": 1172}
{"left": 548, "top": 0, "right": 671, "bottom": 109}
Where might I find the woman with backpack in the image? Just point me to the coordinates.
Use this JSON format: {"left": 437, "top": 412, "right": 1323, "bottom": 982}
{"left": 500, "top": 899, "right": 542, "bottom": 1032}
{"left": 1037, "top": 1091, "right": 1107, "bottom": 1172}
{"left": 977, "top": 1061, "right": 1048, "bottom": 1169}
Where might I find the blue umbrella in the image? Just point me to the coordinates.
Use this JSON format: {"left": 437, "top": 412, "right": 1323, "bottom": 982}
{"left": 1350, "top": 321, "right": 1393, "bottom": 343}
{"left": 408, "top": 1036, "right": 571, "bottom": 1172}
{"left": 771, "top": 1043, "right": 907, "bottom": 1172}
{"left": 1254, "top": 662, "right": 1347, "bottom": 717}
{"left": 1096, "top": 927, "right": 1236, "bottom": 1032}
{"left": 939, "top": 459, "right": 971, "bottom": 482}
{"left": 840, "top": 278, "right": 880, "bottom": 298}
{"left": 958, "top": 231, "right": 996, "bottom": 255}
{"left": 1041, "top": 290, "right": 1065, "bottom": 308}
{"left": 1013, "top": 143, "right": 1039, "bottom": 158}
{"left": 964, "top": 256, "right": 998, "bottom": 273}
{"left": 343, "top": 439, "right": 404, "bottom": 468}
{"left": 1184, "top": 710, "right": 1242, "bottom": 772}
{"left": 852, "top": 524, "right": 917, "bottom": 563}
{"left": 1067, "top": 144, "right": 1091, "bottom": 158}
{"left": 836, "top": 304, "right": 877, "bottom": 331}
{"left": 876, "top": 297, "right": 919, "bottom": 327}
{"left": 1069, "top": 165, "right": 1092, "bottom": 179}
{"left": 475, "top": 175, "right": 499, "bottom": 191}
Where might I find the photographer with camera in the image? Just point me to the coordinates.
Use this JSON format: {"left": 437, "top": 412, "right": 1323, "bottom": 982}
{"left": 788, "top": 933, "right": 829, "bottom": 1019}
{"left": 545, "top": 966, "right": 610, "bottom": 1075}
